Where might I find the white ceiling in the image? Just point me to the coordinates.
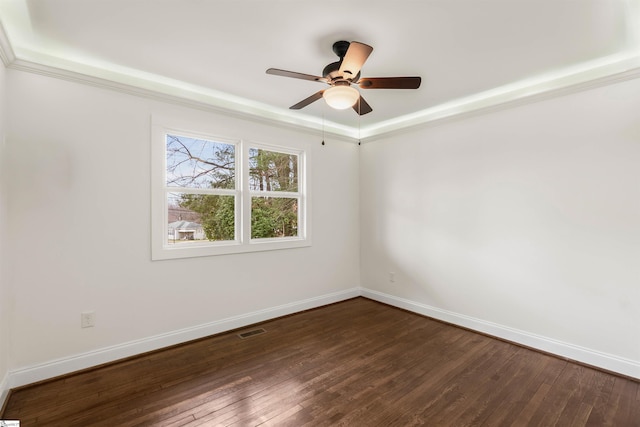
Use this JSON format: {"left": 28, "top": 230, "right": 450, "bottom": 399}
{"left": 0, "top": 0, "right": 639, "bottom": 139}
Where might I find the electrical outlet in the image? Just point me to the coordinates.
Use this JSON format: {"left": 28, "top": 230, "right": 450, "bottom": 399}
{"left": 81, "top": 311, "right": 95, "bottom": 328}
{"left": 389, "top": 272, "right": 396, "bottom": 283}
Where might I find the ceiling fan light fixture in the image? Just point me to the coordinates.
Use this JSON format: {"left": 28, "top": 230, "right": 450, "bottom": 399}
{"left": 267, "top": 40, "right": 419, "bottom": 115}
{"left": 323, "top": 85, "right": 360, "bottom": 110}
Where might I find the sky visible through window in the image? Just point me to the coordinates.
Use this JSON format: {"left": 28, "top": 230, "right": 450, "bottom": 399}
{"left": 166, "top": 134, "right": 235, "bottom": 189}
{"left": 165, "top": 133, "right": 301, "bottom": 244}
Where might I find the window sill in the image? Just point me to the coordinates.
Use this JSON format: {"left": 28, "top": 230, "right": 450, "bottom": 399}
{"left": 151, "top": 237, "right": 311, "bottom": 260}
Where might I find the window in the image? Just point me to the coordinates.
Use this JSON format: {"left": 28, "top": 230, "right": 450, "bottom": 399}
{"left": 249, "top": 147, "right": 300, "bottom": 239}
{"left": 152, "top": 122, "right": 309, "bottom": 260}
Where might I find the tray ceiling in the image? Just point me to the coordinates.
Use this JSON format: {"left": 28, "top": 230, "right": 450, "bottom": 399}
{"left": 0, "top": 0, "right": 639, "bottom": 139}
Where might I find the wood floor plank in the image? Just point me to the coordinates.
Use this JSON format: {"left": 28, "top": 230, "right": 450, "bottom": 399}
{"left": 479, "top": 352, "right": 566, "bottom": 426}
{"left": 581, "top": 370, "right": 618, "bottom": 426}
{"left": 554, "top": 364, "right": 600, "bottom": 425}
{"left": 2, "top": 297, "right": 638, "bottom": 426}
{"left": 379, "top": 335, "right": 504, "bottom": 425}
{"left": 608, "top": 377, "right": 640, "bottom": 426}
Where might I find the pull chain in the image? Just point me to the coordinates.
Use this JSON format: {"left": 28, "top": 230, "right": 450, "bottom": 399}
{"left": 321, "top": 107, "right": 325, "bottom": 146}
{"left": 358, "top": 96, "right": 362, "bottom": 145}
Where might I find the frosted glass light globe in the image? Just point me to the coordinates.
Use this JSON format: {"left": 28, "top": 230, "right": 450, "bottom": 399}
{"left": 323, "top": 85, "right": 360, "bottom": 110}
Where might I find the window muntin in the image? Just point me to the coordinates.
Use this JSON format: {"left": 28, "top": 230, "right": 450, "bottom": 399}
{"left": 152, "top": 123, "right": 309, "bottom": 260}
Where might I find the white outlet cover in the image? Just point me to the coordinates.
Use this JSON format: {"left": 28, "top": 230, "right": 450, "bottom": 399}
{"left": 81, "top": 311, "right": 95, "bottom": 328}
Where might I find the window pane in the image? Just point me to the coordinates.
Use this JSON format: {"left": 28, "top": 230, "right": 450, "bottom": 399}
{"left": 168, "top": 192, "right": 235, "bottom": 242}
{"left": 166, "top": 134, "right": 235, "bottom": 189}
{"left": 251, "top": 197, "right": 298, "bottom": 239}
{"left": 249, "top": 148, "right": 298, "bottom": 192}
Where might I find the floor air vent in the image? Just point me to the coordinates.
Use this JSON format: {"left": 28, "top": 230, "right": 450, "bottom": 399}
{"left": 237, "top": 328, "right": 266, "bottom": 339}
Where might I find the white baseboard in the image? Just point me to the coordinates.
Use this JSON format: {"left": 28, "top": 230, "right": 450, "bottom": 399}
{"left": 3, "top": 285, "right": 637, "bottom": 409}
{"left": 0, "top": 371, "right": 9, "bottom": 412}
{"left": 2, "top": 288, "right": 361, "bottom": 396}
{"left": 361, "top": 288, "right": 640, "bottom": 380}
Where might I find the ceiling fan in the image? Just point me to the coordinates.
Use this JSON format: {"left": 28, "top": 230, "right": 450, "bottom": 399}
{"left": 266, "top": 40, "right": 421, "bottom": 115}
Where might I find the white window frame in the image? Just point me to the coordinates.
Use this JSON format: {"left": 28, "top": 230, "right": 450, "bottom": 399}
{"left": 151, "top": 119, "right": 311, "bottom": 260}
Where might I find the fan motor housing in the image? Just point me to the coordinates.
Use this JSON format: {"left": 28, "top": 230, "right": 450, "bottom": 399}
{"left": 322, "top": 61, "right": 360, "bottom": 84}
{"left": 322, "top": 61, "right": 341, "bottom": 80}
{"left": 323, "top": 40, "right": 361, "bottom": 84}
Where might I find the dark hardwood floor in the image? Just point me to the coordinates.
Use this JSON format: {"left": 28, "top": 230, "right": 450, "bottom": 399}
{"left": 2, "top": 297, "right": 639, "bottom": 426}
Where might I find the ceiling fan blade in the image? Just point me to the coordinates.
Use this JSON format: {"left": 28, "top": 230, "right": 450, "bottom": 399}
{"left": 290, "top": 90, "right": 325, "bottom": 110}
{"left": 266, "top": 68, "right": 327, "bottom": 83}
{"left": 338, "top": 42, "right": 373, "bottom": 80}
{"left": 358, "top": 77, "right": 421, "bottom": 89}
{"left": 352, "top": 95, "right": 373, "bottom": 115}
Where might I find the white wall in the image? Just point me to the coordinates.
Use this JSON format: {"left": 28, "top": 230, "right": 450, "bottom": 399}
{"left": 360, "top": 78, "right": 640, "bottom": 377}
{"left": 2, "top": 63, "right": 639, "bottom": 392}
{"left": 4, "top": 69, "right": 360, "bottom": 382}
{"left": 0, "top": 51, "right": 9, "bottom": 398}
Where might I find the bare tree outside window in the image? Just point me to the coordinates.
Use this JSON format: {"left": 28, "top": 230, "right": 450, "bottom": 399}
{"left": 165, "top": 135, "right": 236, "bottom": 243}
{"left": 166, "top": 134, "right": 235, "bottom": 189}
{"left": 164, "top": 136, "right": 301, "bottom": 243}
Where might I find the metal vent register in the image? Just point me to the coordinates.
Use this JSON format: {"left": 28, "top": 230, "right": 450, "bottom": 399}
{"left": 237, "top": 328, "right": 267, "bottom": 339}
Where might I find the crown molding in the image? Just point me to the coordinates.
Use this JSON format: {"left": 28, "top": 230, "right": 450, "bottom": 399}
{"left": 360, "top": 53, "right": 640, "bottom": 141}
{"left": 2, "top": 31, "right": 639, "bottom": 142}
{"left": 7, "top": 51, "right": 359, "bottom": 142}
{"left": 0, "top": 18, "right": 16, "bottom": 66}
